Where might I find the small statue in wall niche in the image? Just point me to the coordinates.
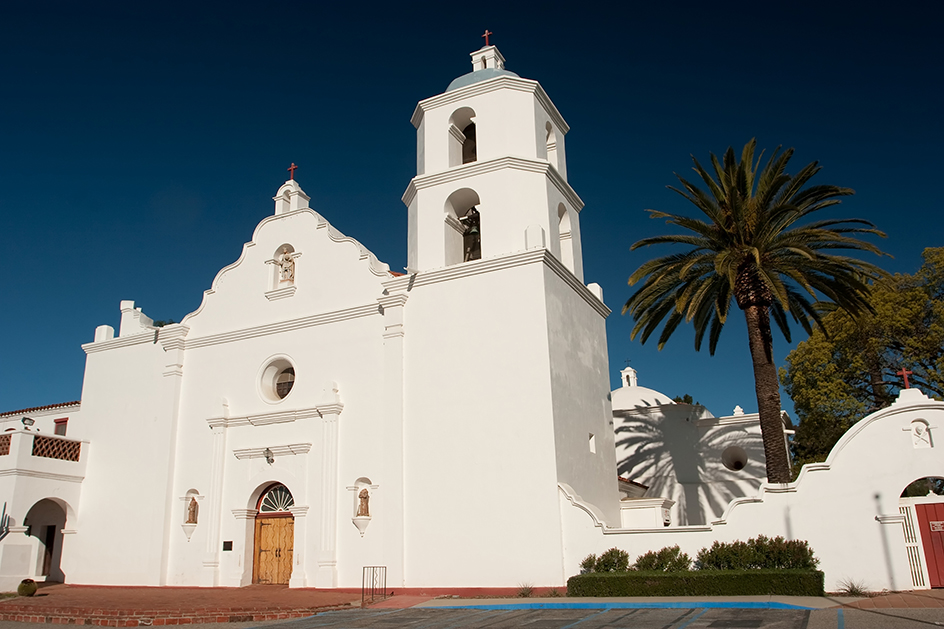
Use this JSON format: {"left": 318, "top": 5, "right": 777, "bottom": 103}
{"left": 186, "top": 497, "right": 199, "bottom": 524}
{"left": 356, "top": 489, "right": 370, "bottom": 517}
{"left": 278, "top": 247, "right": 295, "bottom": 282}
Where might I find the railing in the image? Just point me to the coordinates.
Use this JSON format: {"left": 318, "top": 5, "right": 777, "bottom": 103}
{"left": 0, "top": 434, "right": 9, "bottom": 456}
{"left": 31, "top": 434, "right": 81, "bottom": 462}
{"left": 361, "top": 566, "right": 387, "bottom": 606}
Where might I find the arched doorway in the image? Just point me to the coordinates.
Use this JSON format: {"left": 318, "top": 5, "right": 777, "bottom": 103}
{"left": 900, "top": 477, "right": 944, "bottom": 588}
{"left": 252, "top": 484, "right": 295, "bottom": 584}
{"left": 23, "top": 499, "right": 67, "bottom": 582}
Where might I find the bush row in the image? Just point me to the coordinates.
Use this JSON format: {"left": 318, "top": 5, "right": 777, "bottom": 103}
{"left": 580, "top": 536, "right": 818, "bottom": 574}
{"left": 567, "top": 569, "right": 825, "bottom": 597}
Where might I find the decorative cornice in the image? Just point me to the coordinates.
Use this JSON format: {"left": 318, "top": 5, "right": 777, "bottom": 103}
{"left": 206, "top": 403, "right": 344, "bottom": 429}
{"left": 400, "top": 249, "right": 609, "bottom": 318}
{"left": 83, "top": 331, "right": 155, "bottom": 354}
{"left": 377, "top": 293, "right": 409, "bottom": 310}
{"left": 402, "top": 156, "right": 584, "bottom": 214}
{"left": 233, "top": 443, "right": 312, "bottom": 459}
{"left": 231, "top": 508, "right": 258, "bottom": 520}
{"left": 185, "top": 304, "right": 380, "bottom": 350}
{"left": 0, "top": 469, "right": 84, "bottom": 482}
{"left": 411, "top": 76, "right": 569, "bottom": 135}
{"left": 265, "top": 286, "right": 297, "bottom": 301}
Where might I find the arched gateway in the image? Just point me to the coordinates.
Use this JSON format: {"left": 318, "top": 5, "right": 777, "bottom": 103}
{"left": 252, "top": 484, "right": 295, "bottom": 584}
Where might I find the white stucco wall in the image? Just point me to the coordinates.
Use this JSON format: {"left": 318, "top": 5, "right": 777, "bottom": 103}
{"left": 563, "top": 388, "right": 944, "bottom": 592}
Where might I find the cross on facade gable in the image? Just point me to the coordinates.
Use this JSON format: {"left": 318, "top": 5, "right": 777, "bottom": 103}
{"left": 482, "top": 30, "right": 493, "bottom": 46}
{"left": 897, "top": 367, "right": 913, "bottom": 389}
{"left": 287, "top": 163, "right": 298, "bottom": 180}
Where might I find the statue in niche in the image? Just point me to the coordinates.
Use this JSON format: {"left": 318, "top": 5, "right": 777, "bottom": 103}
{"left": 356, "top": 489, "right": 370, "bottom": 517}
{"left": 186, "top": 497, "right": 199, "bottom": 524}
{"left": 278, "top": 247, "right": 295, "bottom": 282}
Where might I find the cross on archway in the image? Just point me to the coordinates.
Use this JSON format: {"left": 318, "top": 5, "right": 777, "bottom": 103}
{"left": 482, "top": 30, "right": 493, "bottom": 46}
{"left": 897, "top": 367, "right": 913, "bottom": 389}
{"left": 287, "top": 163, "right": 298, "bottom": 180}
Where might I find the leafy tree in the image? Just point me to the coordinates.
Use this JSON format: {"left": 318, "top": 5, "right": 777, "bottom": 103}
{"left": 782, "top": 247, "right": 944, "bottom": 467}
{"left": 672, "top": 394, "right": 700, "bottom": 405}
{"left": 624, "top": 140, "right": 886, "bottom": 483}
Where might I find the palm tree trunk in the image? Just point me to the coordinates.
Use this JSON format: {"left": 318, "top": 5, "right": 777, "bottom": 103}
{"left": 743, "top": 305, "right": 792, "bottom": 483}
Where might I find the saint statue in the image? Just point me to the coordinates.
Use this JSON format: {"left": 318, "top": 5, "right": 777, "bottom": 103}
{"left": 279, "top": 247, "right": 295, "bottom": 282}
{"left": 186, "top": 497, "right": 199, "bottom": 524}
{"left": 356, "top": 488, "right": 370, "bottom": 517}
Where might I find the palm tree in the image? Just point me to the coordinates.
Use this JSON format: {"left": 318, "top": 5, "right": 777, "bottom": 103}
{"left": 623, "top": 139, "right": 886, "bottom": 483}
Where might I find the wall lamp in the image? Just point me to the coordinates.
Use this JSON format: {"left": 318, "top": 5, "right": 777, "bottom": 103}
{"left": 263, "top": 448, "right": 274, "bottom": 465}
{"left": 21, "top": 417, "right": 35, "bottom": 430}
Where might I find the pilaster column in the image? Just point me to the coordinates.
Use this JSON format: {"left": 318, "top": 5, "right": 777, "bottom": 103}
{"left": 379, "top": 288, "right": 408, "bottom": 586}
{"left": 288, "top": 506, "right": 310, "bottom": 587}
{"left": 230, "top": 509, "right": 257, "bottom": 586}
{"left": 203, "top": 421, "right": 227, "bottom": 585}
{"left": 315, "top": 388, "right": 343, "bottom": 587}
{"left": 157, "top": 324, "right": 188, "bottom": 585}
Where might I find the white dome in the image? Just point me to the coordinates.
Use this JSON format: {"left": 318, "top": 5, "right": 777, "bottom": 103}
{"left": 611, "top": 385, "right": 675, "bottom": 411}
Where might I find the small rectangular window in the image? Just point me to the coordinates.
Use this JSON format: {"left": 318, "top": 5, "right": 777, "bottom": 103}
{"left": 54, "top": 418, "right": 68, "bottom": 436}
{"left": 588, "top": 433, "right": 596, "bottom": 454}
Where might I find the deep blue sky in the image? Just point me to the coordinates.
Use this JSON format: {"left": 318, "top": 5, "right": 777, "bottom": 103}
{"left": 2, "top": 1, "right": 941, "bottom": 418}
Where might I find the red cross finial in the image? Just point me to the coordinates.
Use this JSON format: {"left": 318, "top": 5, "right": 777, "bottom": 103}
{"left": 287, "top": 163, "right": 298, "bottom": 180}
{"left": 482, "top": 30, "right": 493, "bottom": 47}
{"left": 897, "top": 367, "right": 913, "bottom": 389}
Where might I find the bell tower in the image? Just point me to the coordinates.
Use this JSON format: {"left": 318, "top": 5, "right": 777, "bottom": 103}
{"left": 393, "top": 44, "right": 619, "bottom": 588}
{"left": 403, "top": 45, "right": 583, "bottom": 279}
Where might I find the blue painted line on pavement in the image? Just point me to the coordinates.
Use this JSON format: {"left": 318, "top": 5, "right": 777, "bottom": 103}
{"left": 838, "top": 608, "right": 845, "bottom": 629}
{"left": 428, "top": 601, "right": 816, "bottom": 611}
{"left": 676, "top": 608, "right": 708, "bottom": 629}
{"left": 561, "top": 608, "right": 609, "bottom": 628}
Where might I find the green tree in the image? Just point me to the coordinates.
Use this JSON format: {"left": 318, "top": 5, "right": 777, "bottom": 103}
{"left": 624, "top": 140, "right": 886, "bottom": 483}
{"left": 781, "top": 247, "right": 944, "bottom": 467}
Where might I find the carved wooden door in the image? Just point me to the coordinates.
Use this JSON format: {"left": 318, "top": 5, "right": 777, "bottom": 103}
{"left": 253, "top": 516, "right": 294, "bottom": 584}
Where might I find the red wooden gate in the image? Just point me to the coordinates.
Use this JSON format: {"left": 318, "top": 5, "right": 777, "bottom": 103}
{"left": 916, "top": 503, "right": 944, "bottom": 588}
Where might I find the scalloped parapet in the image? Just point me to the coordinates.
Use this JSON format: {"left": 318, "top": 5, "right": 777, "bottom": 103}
{"left": 180, "top": 183, "right": 390, "bottom": 328}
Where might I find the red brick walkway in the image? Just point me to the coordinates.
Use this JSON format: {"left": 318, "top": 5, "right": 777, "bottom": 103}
{"left": 0, "top": 583, "right": 360, "bottom": 626}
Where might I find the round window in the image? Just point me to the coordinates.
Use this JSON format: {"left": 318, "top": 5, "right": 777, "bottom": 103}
{"left": 259, "top": 357, "right": 296, "bottom": 403}
{"left": 721, "top": 446, "right": 748, "bottom": 471}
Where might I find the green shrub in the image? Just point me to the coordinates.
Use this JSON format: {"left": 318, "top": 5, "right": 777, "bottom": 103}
{"left": 567, "top": 570, "right": 824, "bottom": 597}
{"left": 633, "top": 545, "right": 691, "bottom": 572}
{"left": 579, "top": 547, "right": 630, "bottom": 573}
{"left": 696, "top": 536, "right": 819, "bottom": 570}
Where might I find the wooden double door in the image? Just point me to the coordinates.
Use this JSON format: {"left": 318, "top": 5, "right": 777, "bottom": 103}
{"left": 253, "top": 515, "right": 294, "bottom": 584}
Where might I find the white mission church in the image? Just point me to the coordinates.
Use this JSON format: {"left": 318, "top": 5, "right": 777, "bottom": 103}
{"left": 2, "top": 44, "right": 943, "bottom": 594}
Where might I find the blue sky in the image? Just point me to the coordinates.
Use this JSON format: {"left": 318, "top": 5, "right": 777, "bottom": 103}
{"left": 2, "top": 1, "right": 941, "bottom": 418}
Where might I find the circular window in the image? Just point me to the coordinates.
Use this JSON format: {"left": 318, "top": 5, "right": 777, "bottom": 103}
{"left": 259, "top": 357, "right": 296, "bottom": 403}
{"left": 721, "top": 446, "right": 748, "bottom": 471}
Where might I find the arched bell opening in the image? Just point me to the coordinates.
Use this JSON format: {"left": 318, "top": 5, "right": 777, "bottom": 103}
{"left": 23, "top": 498, "right": 68, "bottom": 583}
{"left": 545, "top": 121, "right": 559, "bottom": 170}
{"left": 252, "top": 483, "right": 295, "bottom": 585}
{"left": 557, "top": 203, "right": 575, "bottom": 273}
{"left": 444, "top": 188, "right": 482, "bottom": 265}
{"left": 448, "top": 107, "right": 477, "bottom": 167}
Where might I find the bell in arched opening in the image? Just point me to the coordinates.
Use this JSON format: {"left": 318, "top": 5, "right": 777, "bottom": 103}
{"left": 461, "top": 207, "right": 481, "bottom": 261}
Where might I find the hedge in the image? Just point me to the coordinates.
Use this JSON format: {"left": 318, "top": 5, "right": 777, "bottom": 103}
{"left": 567, "top": 569, "right": 824, "bottom": 597}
